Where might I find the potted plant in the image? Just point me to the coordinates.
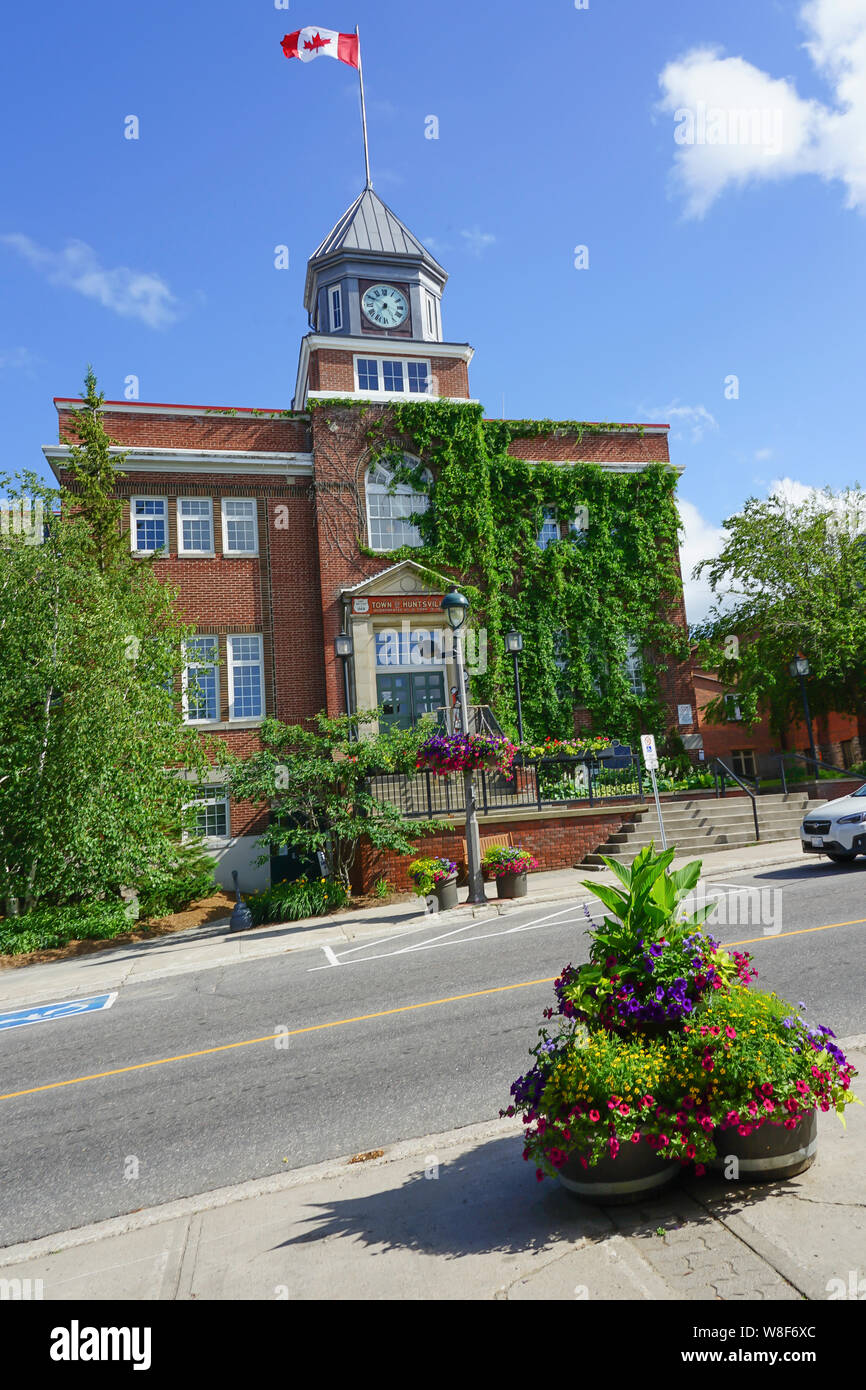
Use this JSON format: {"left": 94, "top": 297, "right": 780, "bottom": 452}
{"left": 408, "top": 856, "right": 459, "bottom": 910}
{"left": 502, "top": 844, "right": 858, "bottom": 1202}
{"left": 416, "top": 732, "right": 517, "bottom": 777}
{"left": 482, "top": 845, "right": 538, "bottom": 898}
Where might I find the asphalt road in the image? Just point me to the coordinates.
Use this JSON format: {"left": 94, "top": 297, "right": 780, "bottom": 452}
{"left": 2, "top": 857, "right": 865, "bottom": 1246}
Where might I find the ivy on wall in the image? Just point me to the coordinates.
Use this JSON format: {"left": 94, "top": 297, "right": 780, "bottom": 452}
{"left": 312, "top": 399, "right": 689, "bottom": 745}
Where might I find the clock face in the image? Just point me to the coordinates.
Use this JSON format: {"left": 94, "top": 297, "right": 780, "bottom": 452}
{"left": 362, "top": 283, "right": 409, "bottom": 329}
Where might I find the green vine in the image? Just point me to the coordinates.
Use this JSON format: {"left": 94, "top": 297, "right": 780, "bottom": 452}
{"left": 310, "top": 398, "right": 687, "bottom": 744}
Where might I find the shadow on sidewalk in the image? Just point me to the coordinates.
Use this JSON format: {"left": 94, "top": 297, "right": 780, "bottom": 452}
{"left": 269, "top": 1135, "right": 752, "bottom": 1261}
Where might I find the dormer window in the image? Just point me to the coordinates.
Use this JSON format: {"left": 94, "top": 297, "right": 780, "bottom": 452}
{"left": 330, "top": 286, "right": 343, "bottom": 331}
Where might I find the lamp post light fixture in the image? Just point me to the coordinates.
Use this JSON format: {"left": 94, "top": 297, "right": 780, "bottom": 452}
{"left": 504, "top": 630, "right": 525, "bottom": 744}
{"left": 440, "top": 589, "right": 485, "bottom": 905}
{"left": 335, "top": 632, "right": 355, "bottom": 736}
{"left": 789, "top": 654, "right": 818, "bottom": 770}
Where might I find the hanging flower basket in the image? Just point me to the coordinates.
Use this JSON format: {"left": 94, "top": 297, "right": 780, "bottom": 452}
{"left": 416, "top": 732, "right": 517, "bottom": 777}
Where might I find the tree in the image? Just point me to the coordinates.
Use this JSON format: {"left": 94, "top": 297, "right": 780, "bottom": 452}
{"left": 693, "top": 487, "right": 866, "bottom": 736}
{"left": 228, "top": 711, "right": 445, "bottom": 886}
{"left": 59, "top": 365, "right": 129, "bottom": 574}
{"left": 0, "top": 422, "right": 210, "bottom": 914}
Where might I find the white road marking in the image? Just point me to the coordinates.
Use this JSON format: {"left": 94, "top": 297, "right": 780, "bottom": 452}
{"left": 319, "top": 946, "right": 341, "bottom": 968}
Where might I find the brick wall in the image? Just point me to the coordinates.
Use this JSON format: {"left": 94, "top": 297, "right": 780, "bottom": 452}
{"left": 57, "top": 406, "right": 310, "bottom": 453}
{"left": 352, "top": 806, "right": 641, "bottom": 893}
{"left": 506, "top": 430, "right": 670, "bottom": 465}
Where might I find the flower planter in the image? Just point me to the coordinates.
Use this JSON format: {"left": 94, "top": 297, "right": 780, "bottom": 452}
{"left": 558, "top": 1143, "right": 679, "bottom": 1205}
{"left": 710, "top": 1109, "right": 818, "bottom": 1182}
{"left": 496, "top": 871, "right": 527, "bottom": 899}
{"left": 434, "top": 877, "right": 459, "bottom": 911}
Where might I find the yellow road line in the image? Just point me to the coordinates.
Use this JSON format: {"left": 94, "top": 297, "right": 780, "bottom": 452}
{"left": 0, "top": 977, "right": 555, "bottom": 1102}
{"left": 4, "top": 914, "right": 866, "bottom": 1104}
{"left": 727, "top": 916, "right": 866, "bottom": 948}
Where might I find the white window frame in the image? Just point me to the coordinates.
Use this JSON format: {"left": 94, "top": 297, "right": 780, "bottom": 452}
{"left": 130, "top": 497, "right": 168, "bottom": 554}
{"left": 624, "top": 638, "right": 645, "bottom": 698}
{"left": 227, "top": 633, "right": 265, "bottom": 722}
{"left": 537, "top": 508, "right": 560, "bottom": 550}
{"left": 330, "top": 285, "right": 343, "bottom": 331}
{"left": 365, "top": 460, "right": 432, "bottom": 552}
{"left": 187, "top": 785, "right": 230, "bottom": 841}
{"left": 426, "top": 294, "right": 436, "bottom": 337}
{"left": 177, "top": 497, "right": 214, "bottom": 556}
{"left": 182, "top": 635, "right": 220, "bottom": 724}
{"left": 353, "top": 355, "right": 433, "bottom": 397}
{"left": 220, "top": 498, "right": 259, "bottom": 557}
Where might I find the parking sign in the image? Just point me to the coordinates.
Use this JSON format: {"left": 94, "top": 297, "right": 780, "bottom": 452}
{"left": 640, "top": 734, "right": 659, "bottom": 770}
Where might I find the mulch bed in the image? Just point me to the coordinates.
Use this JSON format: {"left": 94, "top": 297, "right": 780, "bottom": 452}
{"left": 0, "top": 887, "right": 416, "bottom": 969}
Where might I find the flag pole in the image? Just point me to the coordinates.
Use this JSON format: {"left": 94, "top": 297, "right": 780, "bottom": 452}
{"left": 356, "top": 25, "right": 372, "bottom": 188}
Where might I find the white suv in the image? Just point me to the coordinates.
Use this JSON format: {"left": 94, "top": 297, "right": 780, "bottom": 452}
{"left": 801, "top": 784, "right": 866, "bottom": 863}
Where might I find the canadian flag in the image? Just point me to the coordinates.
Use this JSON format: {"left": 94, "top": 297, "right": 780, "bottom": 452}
{"left": 281, "top": 28, "right": 360, "bottom": 68}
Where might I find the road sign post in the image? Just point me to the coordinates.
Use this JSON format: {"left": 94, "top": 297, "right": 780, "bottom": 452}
{"left": 640, "top": 734, "right": 668, "bottom": 851}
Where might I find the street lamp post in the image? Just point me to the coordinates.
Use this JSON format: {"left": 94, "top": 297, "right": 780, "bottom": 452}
{"left": 504, "top": 630, "right": 524, "bottom": 744}
{"left": 442, "top": 589, "right": 486, "bottom": 905}
{"left": 335, "top": 632, "right": 355, "bottom": 739}
{"left": 789, "top": 655, "right": 818, "bottom": 769}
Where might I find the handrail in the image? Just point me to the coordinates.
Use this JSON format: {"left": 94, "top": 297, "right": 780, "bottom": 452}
{"left": 711, "top": 758, "right": 760, "bottom": 841}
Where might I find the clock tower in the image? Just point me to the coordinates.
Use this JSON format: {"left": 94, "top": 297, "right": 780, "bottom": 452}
{"left": 293, "top": 186, "right": 474, "bottom": 407}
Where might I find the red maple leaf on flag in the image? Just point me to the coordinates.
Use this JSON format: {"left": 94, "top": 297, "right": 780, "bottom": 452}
{"left": 304, "top": 32, "right": 332, "bottom": 51}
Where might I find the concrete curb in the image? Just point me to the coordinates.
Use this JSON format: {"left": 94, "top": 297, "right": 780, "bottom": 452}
{"left": 0, "top": 1115, "right": 519, "bottom": 1266}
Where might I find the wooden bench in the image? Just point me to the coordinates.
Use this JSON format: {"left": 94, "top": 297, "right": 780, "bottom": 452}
{"left": 462, "top": 831, "right": 513, "bottom": 868}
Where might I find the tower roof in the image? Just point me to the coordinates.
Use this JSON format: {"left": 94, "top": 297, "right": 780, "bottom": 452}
{"left": 311, "top": 187, "right": 446, "bottom": 269}
{"left": 304, "top": 188, "right": 446, "bottom": 309}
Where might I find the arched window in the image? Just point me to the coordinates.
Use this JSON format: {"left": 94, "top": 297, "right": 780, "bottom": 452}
{"left": 366, "top": 459, "right": 431, "bottom": 551}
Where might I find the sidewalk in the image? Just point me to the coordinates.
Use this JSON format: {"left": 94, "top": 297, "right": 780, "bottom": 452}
{"left": 2, "top": 1040, "right": 863, "bottom": 1300}
{"left": 0, "top": 838, "right": 811, "bottom": 1009}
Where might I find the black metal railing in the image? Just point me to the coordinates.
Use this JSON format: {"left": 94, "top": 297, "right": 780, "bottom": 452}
{"left": 710, "top": 757, "right": 760, "bottom": 841}
{"left": 773, "top": 750, "right": 862, "bottom": 796}
{"left": 366, "top": 753, "right": 646, "bottom": 820}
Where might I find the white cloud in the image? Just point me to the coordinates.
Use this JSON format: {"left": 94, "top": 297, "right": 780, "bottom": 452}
{"left": 657, "top": 0, "right": 866, "bottom": 215}
{"left": 0, "top": 346, "right": 38, "bottom": 370}
{"left": 754, "top": 447, "right": 774, "bottom": 461}
{"left": 0, "top": 234, "right": 179, "bottom": 328}
{"left": 677, "top": 498, "right": 728, "bottom": 625}
{"left": 460, "top": 226, "right": 496, "bottom": 256}
{"left": 648, "top": 401, "right": 719, "bottom": 443}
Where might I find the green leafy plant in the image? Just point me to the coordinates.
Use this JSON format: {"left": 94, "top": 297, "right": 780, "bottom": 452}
{"left": 0, "top": 899, "right": 131, "bottom": 955}
{"left": 245, "top": 876, "right": 350, "bottom": 927}
{"left": 407, "top": 856, "right": 457, "bottom": 896}
{"left": 372, "top": 876, "right": 394, "bottom": 899}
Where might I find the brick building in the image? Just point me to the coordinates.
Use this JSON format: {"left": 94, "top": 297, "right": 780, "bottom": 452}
{"left": 46, "top": 186, "right": 698, "bottom": 890}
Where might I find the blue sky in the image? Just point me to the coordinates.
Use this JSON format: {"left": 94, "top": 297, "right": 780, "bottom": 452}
{"left": 1, "top": 0, "right": 864, "bottom": 620}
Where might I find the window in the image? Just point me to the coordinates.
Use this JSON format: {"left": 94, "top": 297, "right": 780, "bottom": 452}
{"left": 407, "top": 361, "right": 429, "bottom": 394}
{"left": 426, "top": 294, "right": 435, "bottom": 336}
{"left": 569, "top": 506, "right": 590, "bottom": 538}
{"left": 183, "top": 636, "right": 219, "bottom": 723}
{"left": 221, "top": 499, "right": 258, "bottom": 556}
{"left": 357, "top": 358, "right": 379, "bottom": 392}
{"left": 354, "top": 356, "right": 432, "bottom": 396}
{"left": 842, "top": 739, "right": 856, "bottom": 769}
{"left": 227, "top": 634, "right": 264, "bottom": 720}
{"left": 177, "top": 498, "right": 214, "bottom": 555}
{"left": 330, "top": 285, "right": 343, "bottom": 331}
{"left": 538, "top": 508, "right": 560, "bottom": 550}
{"left": 375, "top": 628, "right": 440, "bottom": 667}
{"left": 724, "top": 693, "right": 743, "bottom": 721}
{"left": 131, "top": 498, "right": 167, "bottom": 553}
{"left": 624, "top": 638, "right": 645, "bottom": 698}
{"left": 189, "top": 785, "right": 229, "bottom": 839}
{"left": 382, "top": 360, "right": 404, "bottom": 392}
{"left": 732, "top": 749, "right": 757, "bottom": 779}
{"left": 366, "top": 461, "right": 432, "bottom": 551}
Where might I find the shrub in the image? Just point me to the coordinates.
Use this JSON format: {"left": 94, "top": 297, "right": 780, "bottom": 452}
{"left": 136, "top": 842, "right": 217, "bottom": 919}
{"left": 245, "top": 876, "right": 350, "bottom": 927}
{"left": 0, "top": 900, "right": 130, "bottom": 956}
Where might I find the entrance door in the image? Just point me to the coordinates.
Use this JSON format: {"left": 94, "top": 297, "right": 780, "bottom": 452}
{"left": 377, "top": 671, "right": 445, "bottom": 730}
